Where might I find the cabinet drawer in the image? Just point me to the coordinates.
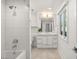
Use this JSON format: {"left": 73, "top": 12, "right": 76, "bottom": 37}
{"left": 48, "top": 36, "right": 57, "bottom": 40}
{"left": 36, "top": 37, "right": 48, "bottom": 44}
{"left": 37, "top": 44, "right": 57, "bottom": 48}
{"left": 47, "top": 41, "right": 57, "bottom": 45}
{"left": 37, "top": 44, "right": 48, "bottom": 48}
{"left": 37, "top": 39, "right": 42, "bottom": 44}
{"left": 47, "top": 39, "right": 57, "bottom": 44}
{"left": 52, "top": 44, "right": 58, "bottom": 48}
{"left": 52, "top": 39, "right": 58, "bottom": 42}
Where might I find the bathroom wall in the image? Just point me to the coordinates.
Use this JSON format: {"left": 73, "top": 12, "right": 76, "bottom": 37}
{"left": 57, "top": 0, "right": 77, "bottom": 59}
{"left": 5, "top": 0, "right": 29, "bottom": 50}
{"left": 31, "top": 11, "right": 38, "bottom": 27}
{"left": 2, "top": 0, "right": 30, "bottom": 59}
{"left": 1, "top": 0, "right": 6, "bottom": 54}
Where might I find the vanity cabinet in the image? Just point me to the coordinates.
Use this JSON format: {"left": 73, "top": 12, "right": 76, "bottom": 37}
{"left": 36, "top": 34, "right": 58, "bottom": 48}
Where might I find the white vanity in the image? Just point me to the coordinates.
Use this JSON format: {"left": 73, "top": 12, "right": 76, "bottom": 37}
{"left": 36, "top": 33, "right": 58, "bottom": 48}
{"left": 31, "top": 17, "right": 58, "bottom": 48}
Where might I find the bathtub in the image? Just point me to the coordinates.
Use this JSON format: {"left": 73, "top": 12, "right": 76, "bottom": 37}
{"left": 2, "top": 50, "right": 26, "bottom": 59}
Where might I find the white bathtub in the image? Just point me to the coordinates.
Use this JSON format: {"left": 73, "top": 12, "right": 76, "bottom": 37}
{"left": 2, "top": 50, "right": 26, "bottom": 59}
{"left": 16, "top": 50, "right": 26, "bottom": 59}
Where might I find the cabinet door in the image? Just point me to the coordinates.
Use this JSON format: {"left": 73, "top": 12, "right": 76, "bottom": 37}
{"left": 42, "top": 37, "right": 48, "bottom": 45}
{"left": 47, "top": 37, "right": 53, "bottom": 45}
{"left": 36, "top": 37, "right": 42, "bottom": 44}
{"left": 47, "top": 36, "right": 58, "bottom": 48}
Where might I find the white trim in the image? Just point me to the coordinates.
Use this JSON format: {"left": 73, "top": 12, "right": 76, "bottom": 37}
{"left": 57, "top": 1, "right": 69, "bottom": 15}
{"left": 57, "top": 3, "right": 69, "bottom": 42}
{"left": 0, "top": 0, "right": 2, "bottom": 59}
{"left": 28, "top": 0, "right": 31, "bottom": 59}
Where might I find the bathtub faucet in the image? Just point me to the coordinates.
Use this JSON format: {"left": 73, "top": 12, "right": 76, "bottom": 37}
{"left": 12, "top": 39, "right": 18, "bottom": 54}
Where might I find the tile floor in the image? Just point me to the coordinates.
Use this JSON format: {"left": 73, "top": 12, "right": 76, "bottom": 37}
{"left": 32, "top": 48, "right": 61, "bottom": 59}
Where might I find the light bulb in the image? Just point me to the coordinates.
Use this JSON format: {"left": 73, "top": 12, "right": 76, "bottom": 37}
{"left": 48, "top": 8, "right": 52, "bottom": 10}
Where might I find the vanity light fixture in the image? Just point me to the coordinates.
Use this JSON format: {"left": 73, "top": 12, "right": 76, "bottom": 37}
{"left": 41, "top": 11, "right": 53, "bottom": 18}
{"left": 48, "top": 8, "right": 52, "bottom": 10}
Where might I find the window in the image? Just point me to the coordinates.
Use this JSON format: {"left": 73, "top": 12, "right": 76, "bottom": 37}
{"left": 59, "top": 9, "right": 67, "bottom": 37}
{"left": 63, "top": 10, "right": 67, "bottom": 37}
{"left": 60, "top": 14, "right": 63, "bottom": 35}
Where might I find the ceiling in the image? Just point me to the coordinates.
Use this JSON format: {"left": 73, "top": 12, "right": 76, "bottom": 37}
{"left": 31, "top": 0, "right": 66, "bottom": 13}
